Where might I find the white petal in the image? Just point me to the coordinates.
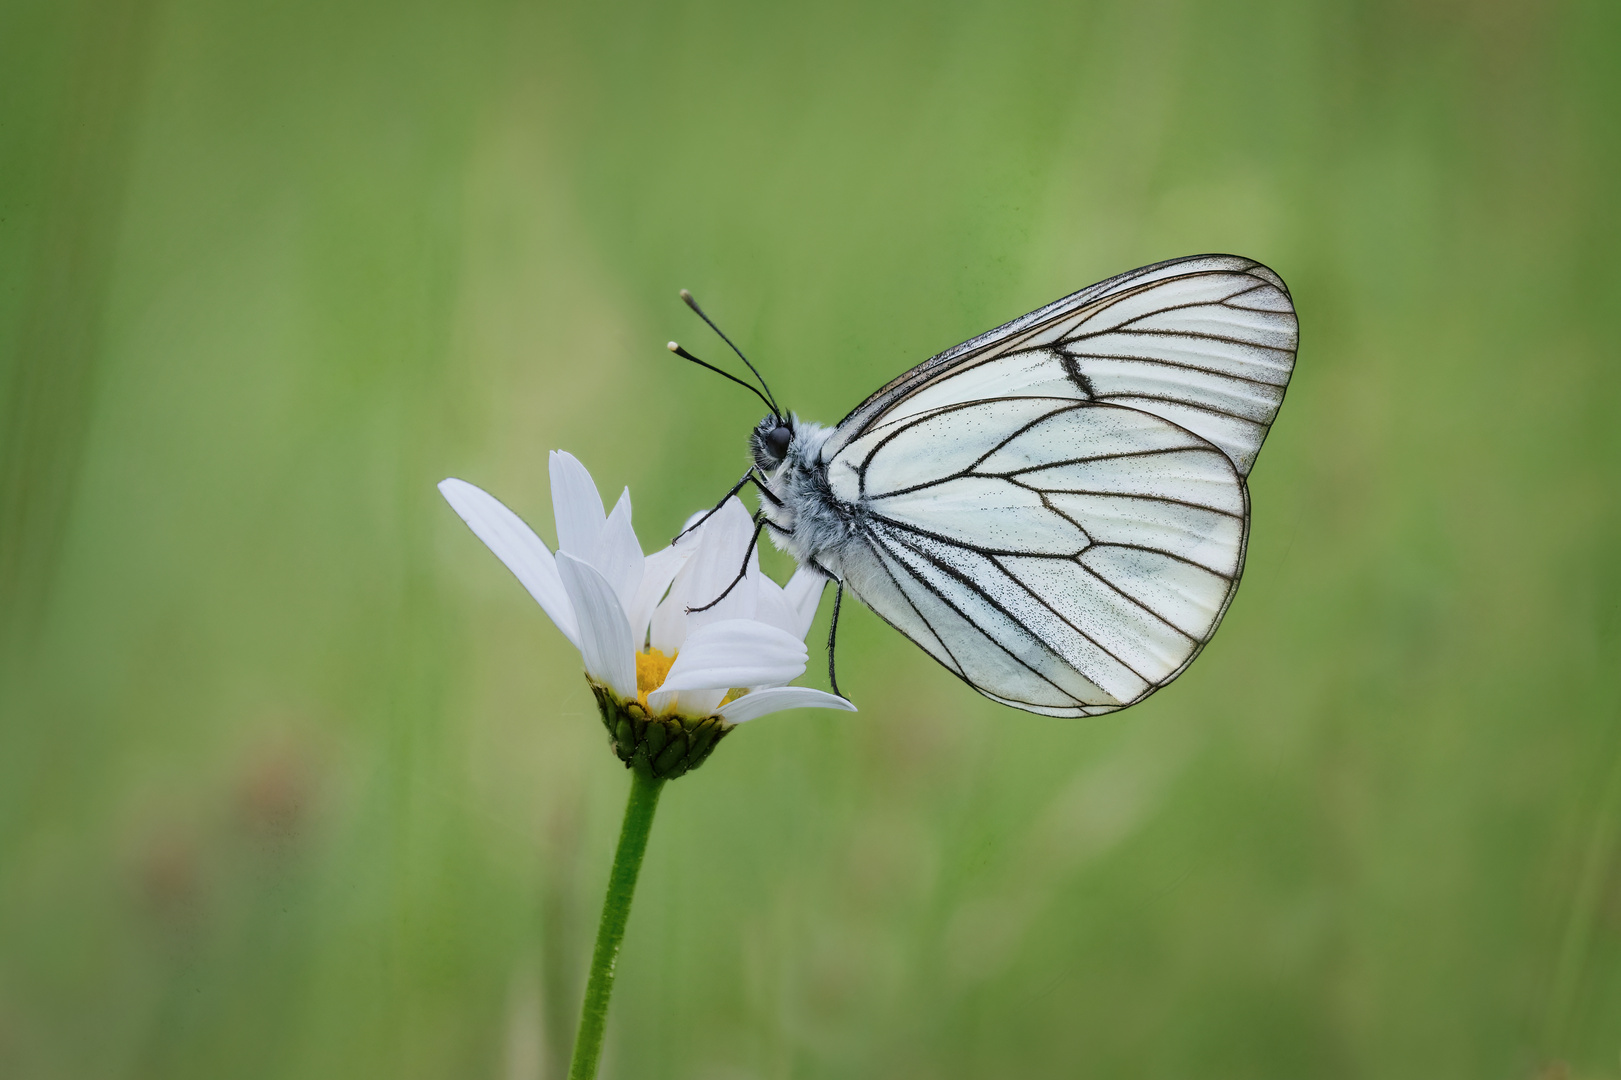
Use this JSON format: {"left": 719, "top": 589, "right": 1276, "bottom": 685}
{"left": 438, "top": 479, "right": 579, "bottom": 647}
{"left": 596, "top": 488, "right": 645, "bottom": 614}
{"left": 649, "top": 499, "right": 753, "bottom": 653}
{"left": 752, "top": 577, "right": 800, "bottom": 637}
{"left": 681, "top": 499, "right": 761, "bottom": 632}
{"left": 646, "top": 685, "right": 727, "bottom": 718}
{"left": 627, "top": 540, "right": 695, "bottom": 645}
{"left": 718, "top": 686, "right": 857, "bottom": 724}
{"left": 648, "top": 536, "right": 700, "bottom": 653}
{"left": 654, "top": 619, "right": 807, "bottom": 692}
{"left": 549, "top": 450, "right": 606, "bottom": 559}
{"left": 555, "top": 552, "right": 637, "bottom": 700}
{"left": 782, "top": 566, "right": 828, "bottom": 641}
{"left": 648, "top": 578, "right": 690, "bottom": 655}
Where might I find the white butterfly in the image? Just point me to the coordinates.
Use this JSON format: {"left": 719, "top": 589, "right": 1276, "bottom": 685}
{"left": 671, "top": 254, "right": 1298, "bottom": 717}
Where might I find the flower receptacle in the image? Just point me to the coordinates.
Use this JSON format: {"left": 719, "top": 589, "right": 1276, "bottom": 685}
{"left": 589, "top": 681, "right": 733, "bottom": 780}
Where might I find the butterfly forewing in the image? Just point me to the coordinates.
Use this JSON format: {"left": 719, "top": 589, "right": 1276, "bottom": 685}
{"left": 817, "top": 254, "right": 1295, "bottom": 715}
{"left": 824, "top": 254, "right": 1297, "bottom": 477}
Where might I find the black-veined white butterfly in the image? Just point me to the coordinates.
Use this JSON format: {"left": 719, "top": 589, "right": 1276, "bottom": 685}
{"left": 669, "top": 254, "right": 1297, "bottom": 717}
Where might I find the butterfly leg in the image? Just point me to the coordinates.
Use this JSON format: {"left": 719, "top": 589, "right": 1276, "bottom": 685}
{"left": 686, "top": 513, "right": 765, "bottom": 614}
{"left": 802, "top": 558, "right": 845, "bottom": 699}
{"left": 672, "top": 468, "right": 781, "bottom": 543}
{"left": 825, "top": 576, "right": 845, "bottom": 699}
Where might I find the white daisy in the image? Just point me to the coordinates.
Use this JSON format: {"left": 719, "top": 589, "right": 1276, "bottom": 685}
{"left": 438, "top": 452, "right": 854, "bottom": 777}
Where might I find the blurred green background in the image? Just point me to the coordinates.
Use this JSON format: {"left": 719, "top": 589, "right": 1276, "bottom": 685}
{"left": 3, "top": 0, "right": 1619, "bottom": 1076}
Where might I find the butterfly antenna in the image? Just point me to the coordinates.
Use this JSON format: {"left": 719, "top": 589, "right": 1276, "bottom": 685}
{"left": 666, "top": 341, "right": 778, "bottom": 417}
{"left": 679, "top": 289, "right": 785, "bottom": 418}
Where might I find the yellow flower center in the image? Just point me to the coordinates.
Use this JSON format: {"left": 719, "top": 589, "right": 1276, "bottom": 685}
{"left": 634, "top": 648, "right": 677, "bottom": 707}
{"left": 632, "top": 646, "right": 747, "bottom": 710}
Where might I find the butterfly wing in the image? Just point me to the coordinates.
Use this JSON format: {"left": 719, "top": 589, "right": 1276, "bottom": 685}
{"left": 818, "top": 255, "right": 1296, "bottom": 716}
{"left": 824, "top": 254, "right": 1296, "bottom": 477}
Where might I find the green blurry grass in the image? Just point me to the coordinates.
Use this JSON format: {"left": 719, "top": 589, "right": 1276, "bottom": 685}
{"left": 2, "top": 0, "right": 1619, "bottom": 1077}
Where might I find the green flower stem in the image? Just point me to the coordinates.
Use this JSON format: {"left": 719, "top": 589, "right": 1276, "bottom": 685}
{"left": 568, "top": 767, "right": 666, "bottom": 1080}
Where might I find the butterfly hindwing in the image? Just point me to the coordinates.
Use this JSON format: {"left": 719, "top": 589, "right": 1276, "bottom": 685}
{"left": 823, "top": 398, "right": 1249, "bottom": 716}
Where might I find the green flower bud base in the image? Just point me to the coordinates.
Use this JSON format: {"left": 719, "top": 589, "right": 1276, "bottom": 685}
{"left": 590, "top": 682, "right": 733, "bottom": 780}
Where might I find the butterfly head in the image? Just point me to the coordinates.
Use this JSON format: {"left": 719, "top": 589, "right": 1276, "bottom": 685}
{"left": 750, "top": 414, "right": 795, "bottom": 472}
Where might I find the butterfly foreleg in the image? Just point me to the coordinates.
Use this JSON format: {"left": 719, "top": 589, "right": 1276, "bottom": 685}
{"left": 685, "top": 512, "right": 766, "bottom": 614}
{"left": 672, "top": 468, "right": 782, "bottom": 544}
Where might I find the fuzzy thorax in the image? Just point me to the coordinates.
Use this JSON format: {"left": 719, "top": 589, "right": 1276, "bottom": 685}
{"left": 759, "top": 420, "right": 852, "bottom": 569}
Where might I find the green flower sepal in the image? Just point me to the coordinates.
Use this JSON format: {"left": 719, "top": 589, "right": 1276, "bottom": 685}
{"left": 590, "top": 681, "right": 734, "bottom": 781}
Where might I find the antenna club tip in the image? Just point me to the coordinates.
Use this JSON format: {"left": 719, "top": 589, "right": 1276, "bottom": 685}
{"left": 678, "top": 289, "right": 692, "bottom": 301}
{"left": 666, "top": 341, "right": 680, "bottom": 352}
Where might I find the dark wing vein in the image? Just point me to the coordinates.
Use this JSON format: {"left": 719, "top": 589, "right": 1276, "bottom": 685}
{"left": 856, "top": 533, "right": 966, "bottom": 678}
{"left": 1066, "top": 554, "right": 1200, "bottom": 643}
{"left": 865, "top": 508, "right": 1088, "bottom": 560}
{"left": 865, "top": 528, "right": 1081, "bottom": 703}
{"left": 1066, "top": 325, "right": 1296, "bottom": 356}
{"left": 1053, "top": 350, "right": 1289, "bottom": 389}
{"left": 878, "top": 527, "right": 1126, "bottom": 701}
{"left": 1091, "top": 393, "right": 1263, "bottom": 425}
{"left": 1001, "top": 476, "right": 1243, "bottom": 520}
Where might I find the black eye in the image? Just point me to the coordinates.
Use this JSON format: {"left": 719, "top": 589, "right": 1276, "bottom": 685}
{"left": 766, "top": 424, "right": 793, "bottom": 459}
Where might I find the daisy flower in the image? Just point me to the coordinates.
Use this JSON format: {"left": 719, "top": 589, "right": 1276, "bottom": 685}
{"left": 438, "top": 451, "right": 853, "bottom": 778}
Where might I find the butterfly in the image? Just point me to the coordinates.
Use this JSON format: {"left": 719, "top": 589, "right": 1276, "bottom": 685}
{"left": 669, "top": 254, "right": 1298, "bottom": 717}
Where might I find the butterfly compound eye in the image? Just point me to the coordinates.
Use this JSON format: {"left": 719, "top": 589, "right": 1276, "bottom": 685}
{"left": 766, "top": 424, "right": 793, "bottom": 460}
